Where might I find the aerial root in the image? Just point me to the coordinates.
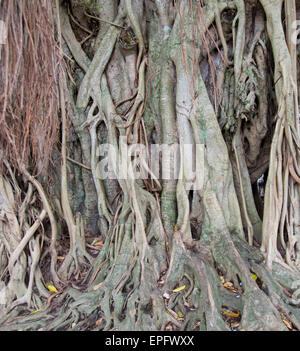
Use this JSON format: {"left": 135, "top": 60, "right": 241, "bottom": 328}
{"left": 58, "top": 215, "right": 94, "bottom": 281}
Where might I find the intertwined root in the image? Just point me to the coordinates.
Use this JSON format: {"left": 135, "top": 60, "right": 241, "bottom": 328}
{"left": 2, "top": 211, "right": 299, "bottom": 331}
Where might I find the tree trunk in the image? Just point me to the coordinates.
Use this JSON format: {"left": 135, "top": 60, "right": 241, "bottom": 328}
{"left": 0, "top": 0, "right": 300, "bottom": 331}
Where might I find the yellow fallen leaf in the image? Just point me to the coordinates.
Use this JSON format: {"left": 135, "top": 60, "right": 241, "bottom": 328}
{"left": 172, "top": 285, "right": 186, "bottom": 293}
{"left": 177, "top": 311, "right": 184, "bottom": 318}
{"left": 174, "top": 226, "right": 178, "bottom": 231}
{"left": 71, "top": 322, "right": 76, "bottom": 328}
{"left": 46, "top": 283, "right": 58, "bottom": 293}
{"left": 222, "top": 310, "right": 240, "bottom": 318}
{"left": 251, "top": 273, "right": 258, "bottom": 281}
{"left": 30, "top": 310, "right": 39, "bottom": 315}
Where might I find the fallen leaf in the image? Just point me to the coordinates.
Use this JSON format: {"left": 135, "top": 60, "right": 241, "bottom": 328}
{"left": 93, "top": 282, "right": 103, "bottom": 291}
{"left": 46, "top": 283, "right": 58, "bottom": 293}
{"left": 222, "top": 310, "right": 240, "bottom": 318}
{"left": 94, "top": 241, "right": 103, "bottom": 248}
{"left": 223, "top": 282, "right": 234, "bottom": 289}
{"left": 251, "top": 273, "right": 258, "bottom": 281}
{"left": 57, "top": 256, "right": 65, "bottom": 261}
{"left": 172, "top": 285, "right": 186, "bottom": 293}
{"left": 30, "top": 310, "right": 39, "bottom": 315}
{"left": 281, "top": 313, "right": 292, "bottom": 330}
{"left": 223, "top": 281, "right": 238, "bottom": 293}
{"left": 71, "top": 322, "right": 76, "bottom": 328}
{"left": 177, "top": 311, "right": 184, "bottom": 318}
{"left": 283, "top": 320, "right": 292, "bottom": 330}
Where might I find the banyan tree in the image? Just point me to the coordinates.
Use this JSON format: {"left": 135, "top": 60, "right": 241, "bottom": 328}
{"left": 0, "top": 0, "right": 300, "bottom": 331}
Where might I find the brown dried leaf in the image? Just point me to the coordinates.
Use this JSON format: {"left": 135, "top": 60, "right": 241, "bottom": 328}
{"left": 94, "top": 241, "right": 103, "bottom": 248}
{"left": 223, "top": 281, "right": 238, "bottom": 293}
{"left": 281, "top": 313, "right": 292, "bottom": 330}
